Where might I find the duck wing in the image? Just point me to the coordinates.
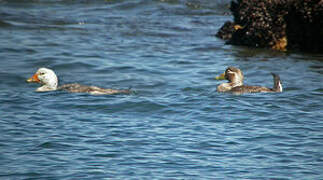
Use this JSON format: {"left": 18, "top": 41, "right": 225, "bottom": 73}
{"left": 230, "top": 85, "right": 273, "bottom": 94}
{"left": 57, "top": 83, "right": 131, "bottom": 95}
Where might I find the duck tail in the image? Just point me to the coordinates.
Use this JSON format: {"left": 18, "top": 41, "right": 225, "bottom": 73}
{"left": 271, "top": 73, "right": 283, "bottom": 92}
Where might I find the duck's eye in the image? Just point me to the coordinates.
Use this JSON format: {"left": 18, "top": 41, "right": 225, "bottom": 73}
{"left": 39, "top": 72, "right": 45, "bottom": 76}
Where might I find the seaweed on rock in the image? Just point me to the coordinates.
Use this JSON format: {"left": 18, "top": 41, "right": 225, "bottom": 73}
{"left": 216, "top": 0, "right": 323, "bottom": 52}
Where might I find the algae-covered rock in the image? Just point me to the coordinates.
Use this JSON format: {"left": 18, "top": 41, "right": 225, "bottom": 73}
{"left": 216, "top": 0, "right": 323, "bottom": 52}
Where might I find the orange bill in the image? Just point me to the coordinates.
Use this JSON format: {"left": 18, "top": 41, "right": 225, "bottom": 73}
{"left": 215, "top": 73, "right": 226, "bottom": 80}
{"left": 26, "top": 73, "right": 40, "bottom": 83}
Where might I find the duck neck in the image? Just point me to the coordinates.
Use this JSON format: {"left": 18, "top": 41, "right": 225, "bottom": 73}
{"left": 231, "top": 81, "right": 243, "bottom": 87}
{"left": 217, "top": 81, "right": 243, "bottom": 92}
{"left": 229, "top": 74, "right": 243, "bottom": 87}
{"left": 37, "top": 84, "right": 57, "bottom": 92}
{"left": 37, "top": 79, "right": 58, "bottom": 92}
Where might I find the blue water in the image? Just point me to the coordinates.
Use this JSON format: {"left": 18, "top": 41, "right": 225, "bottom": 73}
{"left": 1, "top": 0, "right": 323, "bottom": 179}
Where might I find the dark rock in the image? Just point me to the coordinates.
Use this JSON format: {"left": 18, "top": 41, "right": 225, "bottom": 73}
{"left": 216, "top": 0, "right": 323, "bottom": 52}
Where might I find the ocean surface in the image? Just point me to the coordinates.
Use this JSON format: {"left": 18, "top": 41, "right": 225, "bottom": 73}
{"left": 1, "top": 0, "right": 323, "bottom": 179}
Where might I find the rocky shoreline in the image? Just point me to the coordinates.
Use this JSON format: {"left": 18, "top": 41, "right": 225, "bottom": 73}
{"left": 216, "top": 0, "right": 323, "bottom": 53}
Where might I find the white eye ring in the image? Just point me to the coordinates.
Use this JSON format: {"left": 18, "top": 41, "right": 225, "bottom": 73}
{"left": 227, "top": 69, "right": 233, "bottom": 73}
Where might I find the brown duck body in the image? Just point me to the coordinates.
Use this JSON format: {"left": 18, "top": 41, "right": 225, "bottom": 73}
{"left": 58, "top": 83, "right": 131, "bottom": 95}
{"left": 216, "top": 67, "right": 282, "bottom": 94}
{"left": 229, "top": 85, "right": 275, "bottom": 94}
